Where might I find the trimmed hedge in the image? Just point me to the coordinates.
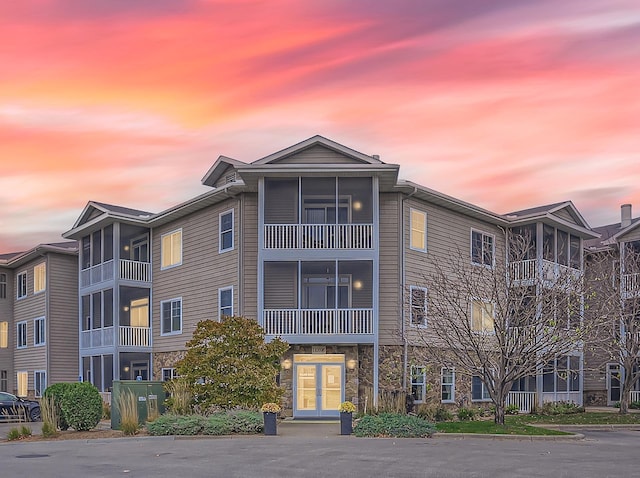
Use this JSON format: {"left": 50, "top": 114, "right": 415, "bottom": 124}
{"left": 60, "top": 382, "right": 103, "bottom": 431}
{"left": 43, "top": 383, "right": 72, "bottom": 430}
{"left": 353, "top": 413, "right": 436, "bottom": 438}
{"left": 147, "top": 410, "right": 264, "bottom": 436}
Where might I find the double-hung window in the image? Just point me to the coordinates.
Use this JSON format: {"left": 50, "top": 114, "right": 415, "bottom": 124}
{"left": 162, "top": 368, "right": 177, "bottom": 381}
{"left": 17, "top": 272, "right": 27, "bottom": 299}
{"left": 410, "top": 286, "right": 427, "bottom": 327}
{"left": 0, "top": 273, "right": 6, "bottom": 299}
{"left": 411, "top": 365, "right": 426, "bottom": 403}
{"left": 410, "top": 209, "right": 427, "bottom": 252}
{"left": 17, "top": 371, "right": 28, "bottom": 397}
{"left": 161, "top": 229, "right": 182, "bottom": 269}
{"left": 441, "top": 368, "right": 455, "bottom": 403}
{"left": 16, "top": 321, "right": 27, "bottom": 349}
{"left": 219, "top": 210, "right": 234, "bottom": 253}
{"left": 471, "top": 299, "right": 494, "bottom": 333}
{"left": 471, "top": 230, "right": 494, "bottom": 267}
{"left": 0, "top": 370, "right": 7, "bottom": 392}
{"left": 219, "top": 287, "right": 233, "bottom": 319}
{"left": 0, "top": 321, "right": 7, "bottom": 348}
{"left": 34, "top": 262, "right": 46, "bottom": 293}
{"left": 472, "top": 376, "right": 491, "bottom": 401}
{"left": 34, "top": 371, "right": 46, "bottom": 398}
{"left": 34, "top": 317, "right": 45, "bottom": 346}
{"left": 161, "top": 298, "right": 182, "bottom": 335}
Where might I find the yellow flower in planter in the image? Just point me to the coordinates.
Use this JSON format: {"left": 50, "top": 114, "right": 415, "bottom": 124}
{"left": 339, "top": 401, "right": 356, "bottom": 413}
{"left": 261, "top": 403, "right": 282, "bottom": 413}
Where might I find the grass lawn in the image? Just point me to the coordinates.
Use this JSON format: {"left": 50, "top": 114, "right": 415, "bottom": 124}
{"left": 436, "top": 412, "right": 640, "bottom": 435}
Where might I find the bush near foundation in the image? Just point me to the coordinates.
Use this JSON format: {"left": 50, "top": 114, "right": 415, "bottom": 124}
{"left": 353, "top": 413, "right": 436, "bottom": 438}
{"left": 43, "top": 382, "right": 72, "bottom": 430}
{"left": 59, "top": 382, "right": 103, "bottom": 431}
{"left": 147, "top": 410, "right": 264, "bottom": 436}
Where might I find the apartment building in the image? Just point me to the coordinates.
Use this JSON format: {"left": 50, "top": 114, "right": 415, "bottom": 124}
{"left": 0, "top": 242, "right": 78, "bottom": 398}
{"left": 61, "top": 136, "right": 604, "bottom": 417}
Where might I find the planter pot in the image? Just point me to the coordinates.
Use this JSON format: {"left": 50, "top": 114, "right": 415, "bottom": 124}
{"left": 263, "top": 412, "right": 277, "bottom": 436}
{"left": 340, "top": 412, "right": 353, "bottom": 435}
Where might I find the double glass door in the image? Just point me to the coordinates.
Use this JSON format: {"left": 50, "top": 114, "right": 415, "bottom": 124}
{"left": 294, "top": 355, "right": 344, "bottom": 417}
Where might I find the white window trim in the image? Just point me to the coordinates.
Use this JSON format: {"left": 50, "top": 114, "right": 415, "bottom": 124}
{"left": 410, "top": 286, "right": 428, "bottom": 328}
{"left": 160, "top": 229, "right": 183, "bottom": 270}
{"left": 16, "top": 321, "right": 27, "bottom": 349}
{"left": 34, "top": 316, "right": 45, "bottom": 346}
{"left": 441, "top": 367, "right": 456, "bottom": 403}
{"left": 471, "top": 375, "right": 492, "bottom": 402}
{"left": 410, "top": 365, "right": 427, "bottom": 403}
{"left": 409, "top": 208, "right": 428, "bottom": 252}
{"left": 34, "top": 370, "right": 46, "bottom": 398}
{"left": 33, "top": 262, "right": 46, "bottom": 294}
{"left": 218, "top": 286, "right": 234, "bottom": 320}
{"left": 0, "top": 272, "right": 7, "bottom": 299}
{"left": 471, "top": 298, "right": 495, "bottom": 334}
{"left": 219, "top": 209, "right": 235, "bottom": 253}
{"left": 160, "top": 297, "right": 183, "bottom": 336}
{"left": 16, "top": 371, "right": 28, "bottom": 397}
{"left": 17, "top": 271, "right": 27, "bottom": 299}
{"left": 162, "top": 368, "right": 177, "bottom": 381}
{"left": 470, "top": 229, "right": 495, "bottom": 268}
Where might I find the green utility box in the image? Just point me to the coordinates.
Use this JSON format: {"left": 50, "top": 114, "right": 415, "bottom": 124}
{"left": 111, "top": 380, "right": 166, "bottom": 430}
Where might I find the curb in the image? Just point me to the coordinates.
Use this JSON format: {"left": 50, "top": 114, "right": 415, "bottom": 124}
{"left": 434, "top": 432, "right": 585, "bottom": 441}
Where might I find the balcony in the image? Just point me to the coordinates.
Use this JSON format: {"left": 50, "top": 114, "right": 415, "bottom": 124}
{"left": 80, "top": 326, "right": 150, "bottom": 349}
{"left": 263, "top": 308, "right": 374, "bottom": 337}
{"left": 81, "top": 259, "right": 151, "bottom": 288}
{"left": 622, "top": 273, "right": 640, "bottom": 298}
{"left": 81, "top": 326, "right": 115, "bottom": 349}
{"left": 264, "top": 224, "right": 373, "bottom": 250}
{"left": 509, "top": 259, "right": 582, "bottom": 286}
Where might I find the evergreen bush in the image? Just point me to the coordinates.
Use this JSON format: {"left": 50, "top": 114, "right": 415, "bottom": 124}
{"left": 43, "top": 382, "right": 72, "bottom": 430}
{"left": 353, "top": 413, "right": 436, "bottom": 438}
{"left": 59, "top": 382, "right": 103, "bottom": 431}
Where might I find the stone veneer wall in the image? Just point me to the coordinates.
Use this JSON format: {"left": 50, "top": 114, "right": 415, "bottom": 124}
{"left": 584, "top": 389, "right": 608, "bottom": 406}
{"left": 153, "top": 351, "right": 186, "bottom": 381}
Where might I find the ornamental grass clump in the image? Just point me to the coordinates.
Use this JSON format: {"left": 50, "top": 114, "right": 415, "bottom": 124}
{"left": 40, "top": 395, "right": 59, "bottom": 438}
{"left": 117, "top": 390, "right": 139, "bottom": 436}
{"left": 164, "top": 378, "right": 192, "bottom": 415}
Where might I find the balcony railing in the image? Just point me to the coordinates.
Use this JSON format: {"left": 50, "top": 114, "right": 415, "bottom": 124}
{"left": 509, "top": 259, "right": 582, "bottom": 284}
{"left": 264, "top": 224, "right": 373, "bottom": 249}
{"left": 119, "top": 326, "right": 151, "bottom": 347}
{"left": 81, "top": 259, "right": 151, "bottom": 288}
{"left": 80, "top": 326, "right": 115, "bottom": 349}
{"left": 263, "top": 308, "right": 374, "bottom": 335}
{"left": 622, "top": 273, "right": 640, "bottom": 298}
{"left": 631, "top": 391, "right": 640, "bottom": 402}
{"left": 506, "top": 391, "right": 536, "bottom": 413}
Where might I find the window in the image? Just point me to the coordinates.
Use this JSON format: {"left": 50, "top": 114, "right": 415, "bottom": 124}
{"left": 34, "top": 371, "right": 46, "bottom": 398}
{"left": 410, "top": 286, "right": 427, "bottom": 327}
{"left": 34, "top": 317, "right": 45, "bottom": 346}
{"left": 17, "top": 371, "right": 28, "bottom": 397}
{"left": 0, "top": 321, "right": 7, "bottom": 348}
{"left": 471, "top": 300, "right": 494, "bottom": 333}
{"left": 17, "top": 271, "right": 27, "bottom": 299}
{"left": 34, "top": 262, "right": 46, "bottom": 293}
{"left": 219, "top": 287, "right": 233, "bottom": 319}
{"left": 410, "top": 365, "right": 426, "bottom": 403}
{"left": 161, "top": 298, "right": 182, "bottom": 335}
{"left": 161, "top": 229, "right": 182, "bottom": 269}
{"left": 543, "top": 355, "right": 581, "bottom": 393}
{"left": 0, "top": 370, "right": 7, "bottom": 392}
{"left": 0, "top": 273, "right": 6, "bottom": 299}
{"left": 471, "top": 230, "right": 494, "bottom": 267}
{"left": 16, "top": 321, "right": 27, "bottom": 349}
{"left": 219, "top": 210, "right": 234, "bottom": 253}
{"left": 472, "top": 376, "right": 491, "bottom": 401}
{"left": 410, "top": 209, "right": 427, "bottom": 252}
{"left": 441, "top": 368, "right": 455, "bottom": 403}
{"left": 162, "top": 368, "right": 177, "bottom": 381}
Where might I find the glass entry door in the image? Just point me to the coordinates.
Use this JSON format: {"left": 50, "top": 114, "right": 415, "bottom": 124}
{"left": 294, "top": 354, "right": 344, "bottom": 417}
{"left": 607, "top": 363, "right": 621, "bottom": 404}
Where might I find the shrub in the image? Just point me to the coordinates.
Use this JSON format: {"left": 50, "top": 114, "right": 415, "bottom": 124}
{"left": 433, "top": 407, "right": 453, "bottom": 422}
{"left": 7, "top": 428, "right": 21, "bottom": 441}
{"left": 202, "top": 414, "right": 233, "bottom": 435}
{"left": 534, "top": 401, "right": 585, "bottom": 416}
{"left": 40, "top": 395, "right": 59, "bottom": 438}
{"left": 505, "top": 404, "right": 520, "bottom": 415}
{"left": 353, "top": 413, "right": 436, "bottom": 438}
{"left": 102, "top": 401, "right": 111, "bottom": 420}
{"left": 226, "top": 410, "right": 263, "bottom": 433}
{"left": 147, "top": 410, "right": 264, "bottom": 436}
{"left": 164, "top": 379, "right": 193, "bottom": 415}
{"left": 630, "top": 401, "right": 640, "bottom": 410}
{"left": 415, "top": 404, "right": 436, "bottom": 421}
{"left": 117, "top": 390, "right": 139, "bottom": 436}
{"left": 456, "top": 407, "right": 476, "bottom": 421}
{"left": 20, "top": 425, "right": 32, "bottom": 437}
{"left": 59, "top": 382, "right": 103, "bottom": 431}
{"left": 43, "top": 382, "right": 72, "bottom": 430}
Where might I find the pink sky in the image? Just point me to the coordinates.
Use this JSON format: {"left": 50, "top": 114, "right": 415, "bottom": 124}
{"left": 2, "top": 0, "right": 639, "bottom": 252}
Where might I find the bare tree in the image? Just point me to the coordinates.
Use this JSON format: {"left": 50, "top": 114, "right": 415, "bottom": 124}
{"left": 420, "top": 229, "right": 588, "bottom": 425}
{"left": 585, "top": 245, "right": 640, "bottom": 414}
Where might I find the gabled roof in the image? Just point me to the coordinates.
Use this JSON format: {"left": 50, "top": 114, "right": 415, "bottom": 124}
{"left": 587, "top": 215, "right": 640, "bottom": 249}
{"left": 201, "top": 156, "right": 248, "bottom": 187}
{"left": 251, "top": 135, "right": 384, "bottom": 165}
{"left": 504, "top": 201, "right": 597, "bottom": 238}
{"left": 64, "top": 201, "right": 154, "bottom": 239}
{"left": 0, "top": 242, "right": 78, "bottom": 268}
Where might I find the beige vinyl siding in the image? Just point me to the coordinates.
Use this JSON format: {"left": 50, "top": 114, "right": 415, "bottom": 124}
{"left": 402, "top": 196, "right": 505, "bottom": 345}
{"left": 378, "top": 193, "right": 402, "bottom": 345}
{"left": 264, "top": 262, "right": 298, "bottom": 309}
{"left": 620, "top": 227, "right": 640, "bottom": 243}
{"left": 47, "top": 252, "right": 79, "bottom": 384}
{"left": 152, "top": 197, "right": 241, "bottom": 352}
{"left": 553, "top": 208, "right": 579, "bottom": 225}
{"left": 0, "top": 268, "right": 14, "bottom": 392}
{"left": 241, "top": 193, "right": 258, "bottom": 320}
{"left": 213, "top": 165, "right": 238, "bottom": 189}
{"left": 273, "top": 145, "right": 366, "bottom": 164}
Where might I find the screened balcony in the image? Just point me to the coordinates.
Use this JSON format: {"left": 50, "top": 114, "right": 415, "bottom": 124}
{"left": 263, "top": 177, "right": 374, "bottom": 250}
{"left": 262, "top": 260, "right": 374, "bottom": 340}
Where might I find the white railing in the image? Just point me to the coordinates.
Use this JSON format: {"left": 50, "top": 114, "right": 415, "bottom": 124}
{"left": 100, "top": 392, "right": 112, "bottom": 405}
{"left": 263, "top": 309, "right": 373, "bottom": 336}
{"left": 541, "top": 391, "right": 582, "bottom": 406}
{"left": 630, "top": 391, "right": 640, "bottom": 402}
{"left": 509, "top": 259, "right": 537, "bottom": 282}
{"left": 80, "top": 326, "right": 115, "bottom": 349}
{"left": 81, "top": 260, "right": 115, "bottom": 288}
{"left": 509, "top": 259, "right": 582, "bottom": 285}
{"left": 119, "top": 259, "right": 151, "bottom": 282}
{"left": 506, "top": 391, "right": 536, "bottom": 413}
{"left": 622, "top": 273, "right": 640, "bottom": 298}
{"left": 119, "top": 326, "right": 151, "bottom": 347}
{"left": 264, "top": 224, "right": 373, "bottom": 249}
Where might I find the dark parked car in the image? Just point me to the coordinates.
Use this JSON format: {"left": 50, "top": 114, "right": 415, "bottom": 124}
{"left": 0, "top": 392, "right": 41, "bottom": 421}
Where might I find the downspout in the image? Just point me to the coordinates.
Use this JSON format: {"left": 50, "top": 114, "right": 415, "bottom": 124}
{"left": 401, "top": 187, "right": 418, "bottom": 392}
